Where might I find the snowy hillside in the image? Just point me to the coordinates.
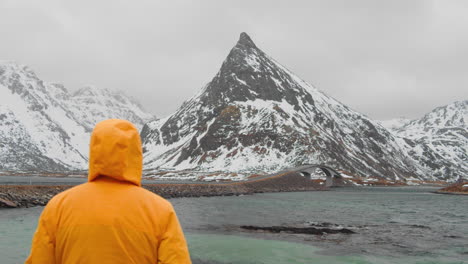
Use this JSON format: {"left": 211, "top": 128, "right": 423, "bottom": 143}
{"left": 1, "top": 37, "right": 464, "bottom": 180}
{"left": 142, "top": 33, "right": 422, "bottom": 180}
{"left": 389, "top": 101, "right": 467, "bottom": 180}
{"left": 0, "top": 62, "right": 88, "bottom": 170}
{"left": 394, "top": 101, "right": 467, "bottom": 139}
{"left": 379, "top": 118, "right": 410, "bottom": 131}
{"left": 45, "top": 83, "right": 153, "bottom": 131}
{"left": 68, "top": 85, "right": 153, "bottom": 131}
{"left": 0, "top": 61, "right": 155, "bottom": 171}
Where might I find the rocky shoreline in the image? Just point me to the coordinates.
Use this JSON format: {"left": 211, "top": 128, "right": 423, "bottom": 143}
{"left": 0, "top": 172, "right": 324, "bottom": 208}
{"left": 434, "top": 181, "right": 468, "bottom": 196}
{"left": 433, "top": 191, "right": 468, "bottom": 196}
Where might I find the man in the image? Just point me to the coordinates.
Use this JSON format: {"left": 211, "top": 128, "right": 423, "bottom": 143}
{"left": 25, "top": 119, "right": 191, "bottom": 264}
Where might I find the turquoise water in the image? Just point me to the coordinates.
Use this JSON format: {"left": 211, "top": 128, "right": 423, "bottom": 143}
{"left": 1, "top": 187, "right": 467, "bottom": 263}
{"left": 188, "top": 233, "right": 466, "bottom": 264}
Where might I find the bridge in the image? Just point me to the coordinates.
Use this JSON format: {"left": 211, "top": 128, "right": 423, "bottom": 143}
{"left": 0, "top": 164, "right": 345, "bottom": 187}
{"left": 0, "top": 164, "right": 349, "bottom": 209}
{"left": 292, "top": 164, "right": 343, "bottom": 187}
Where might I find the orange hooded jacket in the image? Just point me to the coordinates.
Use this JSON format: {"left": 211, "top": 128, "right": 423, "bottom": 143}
{"left": 25, "top": 119, "right": 191, "bottom": 264}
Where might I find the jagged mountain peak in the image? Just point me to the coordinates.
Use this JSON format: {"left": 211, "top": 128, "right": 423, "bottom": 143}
{"left": 236, "top": 32, "right": 257, "bottom": 49}
{"left": 142, "top": 33, "right": 423, "bottom": 180}
{"left": 72, "top": 85, "right": 148, "bottom": 111}
{"left": 419, "top": 100, "right": 467, "bottom": 127}
{"left": 398, "top": 100, "right": 467, "bottom": 134}
{"left": 0, "top": 61, "right": 40, "bottom": 81}
{"left": 202, "top": 32, "right": 317, "bottom": 109}
{"left": 73, "top": 85, "right": 111, "bottom": 97}
{"left": 0, "top": 60, "right": 26, "bottom": 70}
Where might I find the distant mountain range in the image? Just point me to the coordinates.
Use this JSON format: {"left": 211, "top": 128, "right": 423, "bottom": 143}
{"left": 141, "top": 33, "right": 467, "bottom": 181}
{"left": 0, "top": 62, "right": 154, "bottom": 171}
{"left": 380, "top": 100, "right": 467, "bottom": 180}
{"left": 0, "top": 33, "right": 466, "bottom": 181}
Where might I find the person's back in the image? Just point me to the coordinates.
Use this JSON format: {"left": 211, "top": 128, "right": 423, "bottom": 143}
{"left": 25, "top": 119, "right": 191, "bottom": 264}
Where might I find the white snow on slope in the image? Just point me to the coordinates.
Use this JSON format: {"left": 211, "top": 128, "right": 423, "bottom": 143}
{"left": 379, "top": 118, "right": 411, "bottom": 131}
{"left": 387, "top": 101, "right": 467, "bottom": 180}
{"left": 142, "top": 33, "right": 465, "bottom": 181}
{"left": 0, "top": 61, "right": 155, "bottom": 171}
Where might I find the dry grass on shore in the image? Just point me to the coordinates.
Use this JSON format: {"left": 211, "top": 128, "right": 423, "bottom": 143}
{"left": 437, "top": 181, "right": 468, "bottom": 194}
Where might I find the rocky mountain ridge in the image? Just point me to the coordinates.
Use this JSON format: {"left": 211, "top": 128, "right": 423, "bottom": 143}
{"left": 1, "top": 34, "right": 465, "bottom": 181}
{"left": 382, "top": 101, "right": 467, "bottom": 180}
{"left": 141, "top": 33, "right": 426, "bottom": 180}
{"left": 0, "top": 61, "right": 155, "bottom": 171}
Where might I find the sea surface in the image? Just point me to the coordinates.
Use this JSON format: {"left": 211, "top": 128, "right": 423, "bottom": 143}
{"left": 1, "top": 187, "right": 467, "bottom": 264}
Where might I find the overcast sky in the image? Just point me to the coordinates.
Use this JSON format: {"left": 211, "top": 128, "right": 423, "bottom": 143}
{"left": 1, "top": 0, "right": 467, "bottom": 120}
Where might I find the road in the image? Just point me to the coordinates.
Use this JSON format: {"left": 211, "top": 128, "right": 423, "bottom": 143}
{"left": 0, "top": 168, "right": 301, "bottom": 186}
{"left": 0, "top": 174, "right": 282, "bottom": 186}
{"left": 0, "top": 175, "right": 199, "bottom": 185}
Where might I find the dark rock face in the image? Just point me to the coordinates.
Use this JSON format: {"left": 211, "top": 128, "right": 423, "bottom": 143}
{"left": 142, "top": 32, "right": 424, "bottom": 180}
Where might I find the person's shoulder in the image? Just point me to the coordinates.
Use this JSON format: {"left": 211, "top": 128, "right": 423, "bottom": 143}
{"left": 135, "top": 187, "right": 174, "bottom": 210}
{"left": 45, "top": 183, "right": 89, "bottom": 207}
{"left": 39, "top": 184, "right": 86, "bottom": 217}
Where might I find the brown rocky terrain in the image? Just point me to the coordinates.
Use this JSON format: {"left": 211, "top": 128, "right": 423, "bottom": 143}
{"left": 0, "top": 172, "right": 323, "bottom": 208}
{"left": 435, "top": 181, "right": 468, "bottom": 195}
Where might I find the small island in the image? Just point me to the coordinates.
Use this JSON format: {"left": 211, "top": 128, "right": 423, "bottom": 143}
{"left": 435, "top": 180, "right": 468, "bottom": 195}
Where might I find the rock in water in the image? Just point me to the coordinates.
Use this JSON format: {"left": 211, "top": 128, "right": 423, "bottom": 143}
{"left": 240, "top": 225, "right": 355, "bottom": 235}
{"left": 0, "top": 197, "right": 17, "bottom": 208}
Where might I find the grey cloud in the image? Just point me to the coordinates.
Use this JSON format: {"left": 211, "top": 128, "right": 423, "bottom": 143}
{"left": 0, "top": 0, "right": 466, "bottom": 120}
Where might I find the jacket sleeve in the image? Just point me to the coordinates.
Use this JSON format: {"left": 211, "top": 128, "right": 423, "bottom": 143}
{"left": 25, "top": 205, "right": 56, "bottom": 264}
{"left": 157, "top": 204, "right": 191, "bottom": 264}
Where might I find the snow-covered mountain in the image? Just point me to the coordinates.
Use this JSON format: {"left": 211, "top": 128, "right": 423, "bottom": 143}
{"left": 391, "top": 101, "right": 466, "bottom": 139}
{"left": 45, "top": 83, "right": 153, "bottom": 132}
{"left": 67, "top": 85, "right": 153, "bottom": 131}
{"left": 2, "top": 36, "right": 463, "bottom": 180}
{"left": 386, "top": 101, "right": 467, "bottom": 180}
{"left": 0, "top": 61, "right": 155, "bottom": 171}
{"left": 379, "top": 118, "right": 410, "bottom": 131}
{"left": 142, "top": 33, "right": 421, "bottom": 180}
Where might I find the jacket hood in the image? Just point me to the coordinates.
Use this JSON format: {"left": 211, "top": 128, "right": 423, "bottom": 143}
{"left": 88, "top": 119, "right": 143, "bottom": 186}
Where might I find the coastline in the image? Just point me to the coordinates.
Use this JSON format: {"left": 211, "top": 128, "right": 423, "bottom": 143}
{"left": 0, "top": 172, "right": 324, "bottom": 208}
{"left": 433, "top": 191, "right": 468, "bottom": 196}
{"left": 433, "top": 181, "right": 468, "bottom": 196}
